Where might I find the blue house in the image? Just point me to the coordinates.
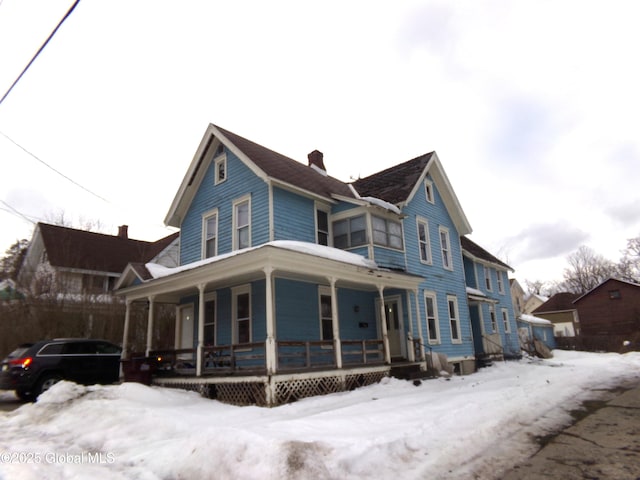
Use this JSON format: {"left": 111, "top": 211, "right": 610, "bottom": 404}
{"left": 460, "top": 237, "right": 520, "bottom": 363}
{"left": 116, "top": 124, "right": 517, "bottom": 405}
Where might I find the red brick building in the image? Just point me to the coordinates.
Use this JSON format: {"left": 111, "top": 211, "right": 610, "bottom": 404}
{"left": 573, "top": 278, "right": 640, "bottom": 351}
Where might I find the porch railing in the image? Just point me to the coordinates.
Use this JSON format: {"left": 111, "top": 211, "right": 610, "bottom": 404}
{"left": 149, "top": 338, "right": 387, "bottom": 376}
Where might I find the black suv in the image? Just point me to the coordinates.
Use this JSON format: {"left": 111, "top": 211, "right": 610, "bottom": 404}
{"left": 0, "top": 339, "right": 122, "bottom": 400}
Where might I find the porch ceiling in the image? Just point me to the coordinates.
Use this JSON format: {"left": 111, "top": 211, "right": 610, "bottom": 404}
{"left": 116, "top": 243, "right": 423, "bottom": 303}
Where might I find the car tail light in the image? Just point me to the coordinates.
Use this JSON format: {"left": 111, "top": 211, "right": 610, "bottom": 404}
{"left": 9, "top": 357, "right": 33, "bottom": 368}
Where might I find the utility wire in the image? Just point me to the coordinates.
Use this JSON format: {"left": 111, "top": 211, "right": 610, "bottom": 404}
{"left": 0, "top": 0, "right": 81, "bottom": 106}
{"left": 0, "top": 130, "right": 109, "bottom": 203}
{"left": 0, "top": 199, "right": 35, "bottom": 224}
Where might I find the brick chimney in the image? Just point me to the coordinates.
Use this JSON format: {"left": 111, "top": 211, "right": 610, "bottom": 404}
{"left": 307, "top": 150, "right": 326, "bottom": 172}
{"left": 118, "top": 225, "right": 129, "bottom": 239}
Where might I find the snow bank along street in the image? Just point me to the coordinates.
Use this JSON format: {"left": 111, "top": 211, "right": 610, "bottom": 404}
{"left": 1, "top": 350, "right": 639, "bottom": 480}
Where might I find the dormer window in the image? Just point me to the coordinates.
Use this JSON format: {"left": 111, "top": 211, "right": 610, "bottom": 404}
{"left": 215, "top": 153, "right": 227, "bottom": 185}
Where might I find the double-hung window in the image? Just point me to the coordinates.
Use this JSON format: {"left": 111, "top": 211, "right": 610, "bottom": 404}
{"left": 214, "top": 153, "right": 226, "bottom": 185}
{"left": 424, "top": 292, "right": 439, "bottom": 343}
{"left": 319, "top": 286, "right": 333, "bottom": 341}
{"left": 233, "top": 196, "right": 251, "bottom": 250}
{"left": 333, "top": 215, "right": 366, "bottom": 249}
{"left": 497, "top": 270, "right": 505, "bottom": 294}
{"left": 501, "top": 308, "right": 511, "bottom": 333}
{"left": 202, "top": 210, "right": 218, "bottom": 259}
{"left": 372, "top": 216, "right": 403, "bottom": 249}
{"left": 447, "top": 295, "right": 461, "bottom": 343}
{"left": 233, "top": 285, "right": 251, "bottom": 344}
{"left": 439, "top": 227, "right": 453, "bottom": 270}
{"left": 204, "top": 294, "right": 216, "bottom": 346}
{"left": 417, "top": 218, "right": 432, "bottom": 264}
{"left": 484, "top": 266, "right": 492, "bottom": 291}
{"left": 425, "top": 179, "right": 435, "bottom": 204}
{"left": 316, "top": 209, "right": 329, "bottom": 246}
{"left": 489, "top": 305, "right": 497, "bottom": 333}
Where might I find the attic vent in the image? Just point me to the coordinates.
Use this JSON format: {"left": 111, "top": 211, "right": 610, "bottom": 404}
{"left": 307, "top": 150, "right": 326, "bottom": 173}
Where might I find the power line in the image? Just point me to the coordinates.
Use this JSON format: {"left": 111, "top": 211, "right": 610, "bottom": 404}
{"left": 0, "top": 130, "right": 109, "bottom": 203}
{"left": 0, "top": 199, "right": 35, "bottom": 224}
{"left": 0, "top": 0, "right": 81, "bottom": 106}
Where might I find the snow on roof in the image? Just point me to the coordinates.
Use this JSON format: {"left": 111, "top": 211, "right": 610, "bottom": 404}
{"left": 146, "top": 241, "right": 378, "bottom": 280}
{"left": 466, "top": 286, "right": 486, "bottom": 297}
{"left": 519, "top": 313, "right": 552, "bottom": 326}
{"left": 360, "top": 196, "right": 401, "bottom": 215}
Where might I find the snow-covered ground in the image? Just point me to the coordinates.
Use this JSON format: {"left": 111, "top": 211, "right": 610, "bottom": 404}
{"left": 1, "top": 350, "right": 639, "bottom": 480}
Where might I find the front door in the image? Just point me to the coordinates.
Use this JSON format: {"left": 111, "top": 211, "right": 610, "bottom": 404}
{"left": 384, "top": 299, "right": 403, "bottom": 358}
{"left": 177, "top": 305, "right": 194, "bottom": 359}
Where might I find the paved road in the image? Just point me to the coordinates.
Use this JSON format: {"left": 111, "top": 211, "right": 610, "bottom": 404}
{"left": 502, "top": 381, "right": 640, "bottom": 479}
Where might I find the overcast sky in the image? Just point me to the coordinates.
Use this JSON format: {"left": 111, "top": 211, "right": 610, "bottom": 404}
{"left": 1, "top": 0, "right": 639, "bottom": 285}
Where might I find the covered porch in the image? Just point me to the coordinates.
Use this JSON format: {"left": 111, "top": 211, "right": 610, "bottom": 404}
{"left": 116, "top": 242, "right": 426, "bottom": 405}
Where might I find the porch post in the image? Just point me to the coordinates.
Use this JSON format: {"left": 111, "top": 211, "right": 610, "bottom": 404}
{"left": 145, "top": 296, "right": 155, "bottom": 357}
{"left": 377, "top": 285, "right": 391, "bottom": 364}
{"left": 414, "top": 289, "right": 426, "bottom": 361}
{"left": 406, "top": 292, "right": 415, "bottom": 362}
{"left": 264, "top": 266, "right": 277, "bottom": 374}
{"left": 174, "top": 304, "right": 180, "bottom": 349}
{"left": 329, "top": 277, "right": 342, "bottom": 369}
{"left": 121, "top": 300, "right": 132, "bottom": 361}
{"left": 196, "top": 284, "right": 206, "bottom": 377}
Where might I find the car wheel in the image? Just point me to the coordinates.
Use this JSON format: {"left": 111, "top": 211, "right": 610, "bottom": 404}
{"left": 35, "top": 374, "right": 62, "bottom": 398}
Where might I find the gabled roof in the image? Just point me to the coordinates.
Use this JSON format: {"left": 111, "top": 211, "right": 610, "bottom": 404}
{"left": 460, "top": 236, "right": 513, "bottom": 271}
{"left": 36, "top": 223, "right": 179, "bottom": 274}
{"left": 165, "top": 124, "right": 356, "bottom": 227}
{"left": 533, "top": 292, "right": 580, "bottom": 313}
{"left": 352, "top": 152, "right": 472, "bottom": 235}
{"left": 573, "top": 277, "right": 640, "bottom": 304}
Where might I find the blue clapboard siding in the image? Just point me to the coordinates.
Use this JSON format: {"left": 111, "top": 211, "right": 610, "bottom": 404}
{"left": 180, "top": 147, "right": 270, "bottom": 265}
{"left": 402, "top": 176, "right": 475, "bottom": 360}
{"left": 272, "top": 187, "right": 316, "bottom": 242}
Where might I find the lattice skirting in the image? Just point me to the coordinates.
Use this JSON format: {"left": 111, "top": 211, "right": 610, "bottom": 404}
{"left": 153, "top": 368, "right": 389, "bottom": 407}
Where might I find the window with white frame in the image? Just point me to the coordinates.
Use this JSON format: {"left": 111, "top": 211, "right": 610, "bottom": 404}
{"left": 202, "top": 210, "right": 218, "bottom": 259}
{"left": 417, "top": 218, "right": 432, "bottom": 264}
{"left": 425, "top": 179, "right": 435, "bottom": 204}
{"left": 439, "top": 227, "right": 453, "bottom": 270}
{"left": 316, "top": 208, "right": 329, "bottom": 246}
{"left": 372, "top": 215, "right": 403, "bottom": 249}
{"left": 489, "top": 304, "right": 497, "bottom": 333}
{"left": 333, "top": 215, "right": 366, "bottom": 249}
{"left": 447, "top": 295, "right": 461, "bottom": 343}
{"left": 501, "top": 308, "right": 510, "bottom": 333}
{"left": 232, "top": 285, "right": 251, "bottom": 344}
{"left": 204, "top": 294, "right": 216, "bottom": 345}
{"left": 497, "top": 270, "right": 505, "bottom": 294}
{"left": 233, "top": 196, "right": 251, "bottom": 250}
{"left": 424, "top": 291, "right": 440, "bottom": 343}
{"left": 484, "top": 266, "right": 492, "bottom": 291}
{"left": 214, "top": 153, "right": 227, "bottom": 185}
{"left": 318, "top": 286, "right": 333, "bottom": 341}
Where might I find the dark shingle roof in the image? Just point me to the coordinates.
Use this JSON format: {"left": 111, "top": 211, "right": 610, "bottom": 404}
{"left": 39, "top": 223, "right": 178, "bottom": 274}
{"left": 460, "top": 236, "right": 512, "bottom": 271}
{"left": 533, "top": 292, "right": 580, "bottom": 313}
{"left": 351, "top": 153, "right": 434, "bottom": 204}
{"left": 215, "top": 125, "right": 355, "bottom": 199}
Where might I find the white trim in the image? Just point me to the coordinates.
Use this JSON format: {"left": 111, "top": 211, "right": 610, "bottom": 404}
{"left": 423, "top": 290, "right": 440, "bottom": 344}
{"left": 497, "top": 270, "right": 505, "bottom": 294}
{"left": 232, "top": 284, "right": 252, "bottom": 344}
{"left": 501, "top": 308, "right": 511, "bottom": 333}
{"left": 416, "top": 216, "right": 432, "bottom": 265}
{"left": 318, "top": 285, "right": 333, "bottom": 342}
{"left": 214, "top": 153, "right": 227, "bottom": 185}
{"left": 439, "top": 226, "right": 453, "bottom": 271}
{"left": 376, "top": 294, "right": 405, "bottom": 358}
{"left": 484, "top": 265, "right": 493, "bottom": 291}
{"left": 232, "top": 194, "right": 252, "bottom": 251}
{"left": 315, "top": 202, "right": 331, "bottom": 246}
{"left": 201, "top": 208, "right": 218, "bottom": 259}
{"left": 424, "top": 179, "right": 435, "bottom": 204}
{"left": 447, "top": 295, "right": 462, "bottom": 344}
{"left": 489, "top": 304, "right": 497, "bottom": 333}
